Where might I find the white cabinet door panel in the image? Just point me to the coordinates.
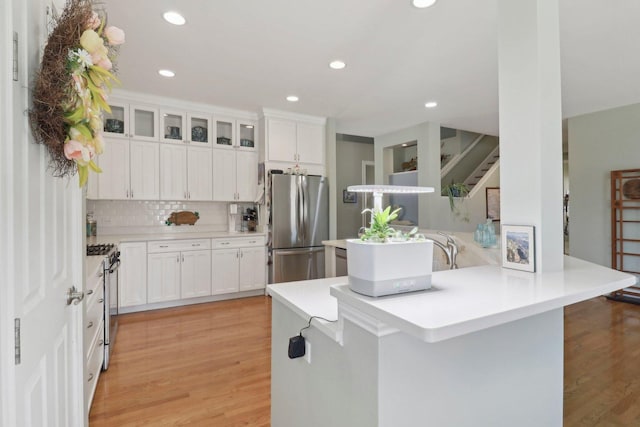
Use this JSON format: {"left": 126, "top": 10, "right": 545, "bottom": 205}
{"left": 236, "top": 151, "right": 258, "bottom": 202}
{"left": 160, "top": 144, "right": 187, "bottom": 200}
{"left": 239, "top": 246, "right": 266, "bottom": 291}
{"left": 130, "top": 140, "right": 159, "bottom": 200}
{"left": 187, "top": 147, "right": 213, "bottom": 201}
{"left": 267, "top": 118, "right": 297, "bottom": 162}
{"left": 148, "top": 252, "right": 181, "bottom": 303}
{"left": 181, "top": 250, "right": 212, "bottom": 298}
{"left": 98, "top": 138, "right": 130, "bottom": 199}
{"left": 296, "top": 122, "right": 324, "bottom": 165}
{"left": 119, "top": 242, "right": 148, "bottom": 307}
{"left": 211, "top": 249, "right": 240, "bottom": 295}
{"left": 212, "top": 149, "right": 236, "bottom": 201}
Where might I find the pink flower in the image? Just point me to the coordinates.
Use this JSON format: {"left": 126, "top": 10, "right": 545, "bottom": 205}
{"left": 104, "top": 26, "right": 125, "bottom": 45}
{"left": 96, "top": 56, "right": 112, "bottom": 71}
{"left": 87, "top": 12, "right": 101, "bottom": 30}
{"left": 64, "top": 140, "right": 90, "bottom": 163}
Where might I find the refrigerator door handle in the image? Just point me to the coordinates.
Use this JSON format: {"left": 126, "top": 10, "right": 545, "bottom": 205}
{"left": 296, "top": 177, "right": 304, "bottom": 244}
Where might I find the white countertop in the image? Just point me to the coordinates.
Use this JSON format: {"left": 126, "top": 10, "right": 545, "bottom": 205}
{"left": 268, "top": 256, "right": 636, "bottom": 344}
{"left": 88, "top": 230, "right": 266, "bottom": 245}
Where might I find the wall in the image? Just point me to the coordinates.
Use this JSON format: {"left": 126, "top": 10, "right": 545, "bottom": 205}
{"left": 87, "top": 200, "right": 246, "bottom": 234}
{"left": 336, "top": 137, "right": 374, "bottom": 239}
{"left": 568, "top": 102, "right": 640, "bottom": 266}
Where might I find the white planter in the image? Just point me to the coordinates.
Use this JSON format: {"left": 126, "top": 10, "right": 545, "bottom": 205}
{"left": 346, "top": 239, "right": 434, "bottom": 297}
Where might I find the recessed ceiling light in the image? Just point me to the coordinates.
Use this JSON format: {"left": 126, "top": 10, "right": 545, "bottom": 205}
{"left": 424, "top": 101, "right": 438, "bottom": 108}
{"left": 412, "top": 0, "right": 437, "bottom": 8}
{"left": 163, "top": 11, "right": 186, "bottom": 25}
{"left": 329, "top": 60, "right": 346, "bottom": 70}
{"left": 158, "top": 69, "right": 175, "bottom": 78}
{"left": 402, "top": 143, "right": 408, "bottom": 147}
{"left": 246, "top": 125, "right": 254, "bottom": 129}
{"left": 286, "top": 95, "right": 299, "bottom": 102}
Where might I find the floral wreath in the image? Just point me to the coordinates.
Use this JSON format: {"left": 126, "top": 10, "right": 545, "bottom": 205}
{"left": 29, "top": 0, "right": 124, "bottom": 187}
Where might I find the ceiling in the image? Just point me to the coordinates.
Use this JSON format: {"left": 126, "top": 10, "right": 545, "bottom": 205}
{"left": 102, "top": 0, "right": 640, "bottom": 138}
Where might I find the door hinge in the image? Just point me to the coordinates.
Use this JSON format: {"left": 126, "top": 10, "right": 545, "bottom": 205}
{"left": 14, "top": 318, "right": 21, "bottom": 365}
{"left": 12, "top": 32, "right": 18, "bottom": 82}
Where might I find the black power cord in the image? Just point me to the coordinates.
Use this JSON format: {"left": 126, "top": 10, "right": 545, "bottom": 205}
{"left": 288, "top": 316, "right": 337, "bottom": 359}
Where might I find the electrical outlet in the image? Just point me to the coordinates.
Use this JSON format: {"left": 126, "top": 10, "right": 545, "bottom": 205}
{"left": 304, "top": 339, "right": 311, "bottom": 364}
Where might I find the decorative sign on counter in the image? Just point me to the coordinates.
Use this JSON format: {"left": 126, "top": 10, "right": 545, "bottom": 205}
{"left": 165, "top": 211, "right": 199, "bottom": 226}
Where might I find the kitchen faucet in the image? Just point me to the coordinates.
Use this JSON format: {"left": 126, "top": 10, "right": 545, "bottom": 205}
{"left": 431, "top": 232, "right": 459, "bottom": 270}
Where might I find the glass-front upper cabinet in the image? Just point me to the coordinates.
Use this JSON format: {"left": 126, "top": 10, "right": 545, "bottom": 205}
{"left": 160, "top": 109, "right": 186, "bottom": 144}
{"left": 130, "top": 104, "right": 159, "bottom": 141}
{"left": 188, "top": 113, "right": 212, "bottom": 146}
{"left": 237, "top": 120, "right": 257, "bottom": 151}
{"left": 215, "top": 116, "right": 236, "bottom": 149}
{"left": 103, "top": 101, "right": 129, "bottom": 139}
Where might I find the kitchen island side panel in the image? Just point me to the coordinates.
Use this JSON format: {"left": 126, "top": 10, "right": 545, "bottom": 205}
{"left": 379, "top": 308, "right": 563, "bottom": 427}
{"left": 271, "top": 299, "right": 378, "bottom": 427}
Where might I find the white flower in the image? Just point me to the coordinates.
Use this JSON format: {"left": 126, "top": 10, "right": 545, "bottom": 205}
{"left": 75, "top": 49, "right": 94, "bottom": 69}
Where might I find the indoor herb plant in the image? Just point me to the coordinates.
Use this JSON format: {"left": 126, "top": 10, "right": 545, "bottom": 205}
{"left": 359, "top": 206, "right": 419, "bottom": 242}
{"left": 442, "top": 182, "right": 470, "bottom": 222}
{"left": 347, "top": 205, "right": 433, "bottom": 297}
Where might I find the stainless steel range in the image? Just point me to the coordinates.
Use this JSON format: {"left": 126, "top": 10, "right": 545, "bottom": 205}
{"left": 86, "top": 243, "right": 120, "bottom": 370}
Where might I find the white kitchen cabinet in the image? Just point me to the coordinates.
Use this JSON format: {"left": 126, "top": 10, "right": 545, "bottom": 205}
{"left": 160, "top": 144, "right": 212, "bottom": 201}
{"left": 129, "top": 140, "right": 160, "bottom": 200}
{"left": 130, "top": 104, "right": 159, "bottom": 141}
{"left": 147, "top": 252, "right": 182, "bottom": 303}
{"left": 102, "top": 100, "right": 129, "bottom": 139}
{"left": 211, "top": 237, "right": 266, "bottom": 294}
{"left": 214, "top": 116, "right": 236, "bottom": 149}
{"left": 119, "top": 242, "right": 148, "bottom": 308}
{"left": 264, "top": 117, "right": 325, "bottom": 166}
{"left": 295, "top": 122, "right": 325, "bottom": 165}
{"left": 239, "top": 246, "right": 267, "bottom": 291}
{"left": 188, "top": 112, "right": 212, "bottom": 146}
{"left": 237, "top": 119, "right": 257, "bottom": 151}
{"left": 84, "top": 258, "right": 105, "bottom": 411}
{"left": 187, "top": 146, "right": 213, "bottom": 200}
{"left": 160, "top": 109, "right": 187, "bottom": 144}
{"left": 148, "top": 240, "right": 212, "bottom": 303}
{"left": 96, "top": 138, "right": 159, "bottom": 200}
{"left": 211, "top": 248, "right": 240, "bottom": 295}
{"left": 181, "top": 250, "right": 212, "bottom": 298}
{"left": 159, "top": 144, "right": 188, "bottom": 200}
{"left": 97, "top": 138, "right": 129, "bottom": 199}
{"left": 212, "top": 149, "right": 258, "bottom": 202}
{"left": 104, "top": 101, "right": 159, "bottom": 141}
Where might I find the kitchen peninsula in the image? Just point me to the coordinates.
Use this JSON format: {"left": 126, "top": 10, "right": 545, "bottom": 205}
{"left": 267, "top": 257, "right": 635, "bottom": 427}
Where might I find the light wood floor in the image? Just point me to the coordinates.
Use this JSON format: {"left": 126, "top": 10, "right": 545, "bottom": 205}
{"left": 90, "top": 295, "right": 640, "bottom": 426}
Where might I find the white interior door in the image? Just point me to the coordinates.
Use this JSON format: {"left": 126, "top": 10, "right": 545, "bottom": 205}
{"left": 1, "top": 0, "right": 84, "bottom": 425}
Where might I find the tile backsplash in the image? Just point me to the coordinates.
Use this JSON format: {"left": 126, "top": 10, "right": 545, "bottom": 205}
{"left": 87, "top": 200, "right": 256, "bottom": 235}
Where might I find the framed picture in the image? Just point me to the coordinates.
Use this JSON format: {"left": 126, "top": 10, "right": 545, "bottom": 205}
{"left": 343, "top": 190, "right": 357, "bottom": 204}
{"left": 501, "top": 225, "right": 535, "bottom": 272}
{"left": 486, "top": 187, "right": 500, "bottom": 221}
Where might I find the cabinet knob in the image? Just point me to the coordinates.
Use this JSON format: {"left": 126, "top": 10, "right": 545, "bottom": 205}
{"left": 98, "top": 298, "right": 104, "bottom": 304}
{"left": 87, "top": 321, "right": 93, "bottom": 329}
{"left": 88, "top": 373, "right": 94, "bottom": 382}
{"left": 86, "top": 289, "right": 94, "bottom": 295}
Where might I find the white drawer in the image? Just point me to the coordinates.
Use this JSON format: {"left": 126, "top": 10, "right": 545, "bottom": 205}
{"left": 212, "top": 236, "right": 265, "bottom": 249}
{"left": 85, "top": 322, "right": 104, "bottom": 412}
{"left": 147, "top": 239, "right": 211, "bottom": 253}
{"left": 84, "top": 285, "right": 104, "bottom": 358}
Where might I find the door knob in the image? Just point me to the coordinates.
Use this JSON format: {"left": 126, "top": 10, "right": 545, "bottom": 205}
{"left": 66, "top": 285, "right": 84, "bottom": 306}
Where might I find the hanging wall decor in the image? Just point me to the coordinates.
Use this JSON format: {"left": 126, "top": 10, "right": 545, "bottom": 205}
{"left": 29, "top": 0, "right": 125, "bottom": 187}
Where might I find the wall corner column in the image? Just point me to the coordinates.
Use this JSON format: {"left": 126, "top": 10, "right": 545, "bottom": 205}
{"left": 498, "top": 0, "right": 564, "bottom": 272}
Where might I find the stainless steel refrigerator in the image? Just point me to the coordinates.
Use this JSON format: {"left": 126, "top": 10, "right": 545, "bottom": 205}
{"left": 268, "top": 174, "right": 329, "bottom": 283}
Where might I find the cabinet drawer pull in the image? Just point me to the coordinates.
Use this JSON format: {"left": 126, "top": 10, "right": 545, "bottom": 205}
{"left": 99, "top": 339, "right": 104, "bottom": 346}
{"left": 249, "top": 241, "right": 256, "bottom": 244}
{"left": 88, "top": 373, "right": 94, "bottom": 382}
{"left": 159, "top": 245, "right": 168, "bottom": 248}
{"left": 221, "top": 242, "right": 230, "bottom": 246}
{"left": 87, "top": 321, "right": 94, "bottom": 329}
{"left": 98, "top": 298, "right": 104, "bottom": 304}
{"left": 191, "top": 243, "right": 200, "bottom": 247}
{"left": 86, "top": 289, "right": 94, "bottom": 295}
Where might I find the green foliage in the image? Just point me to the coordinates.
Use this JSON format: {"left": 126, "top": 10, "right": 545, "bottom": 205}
{"left": 442, "top": 182, "right": 470, "bottom": 222}
{"left": 360, "top": 206, "right": 419, "bottom": 242}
